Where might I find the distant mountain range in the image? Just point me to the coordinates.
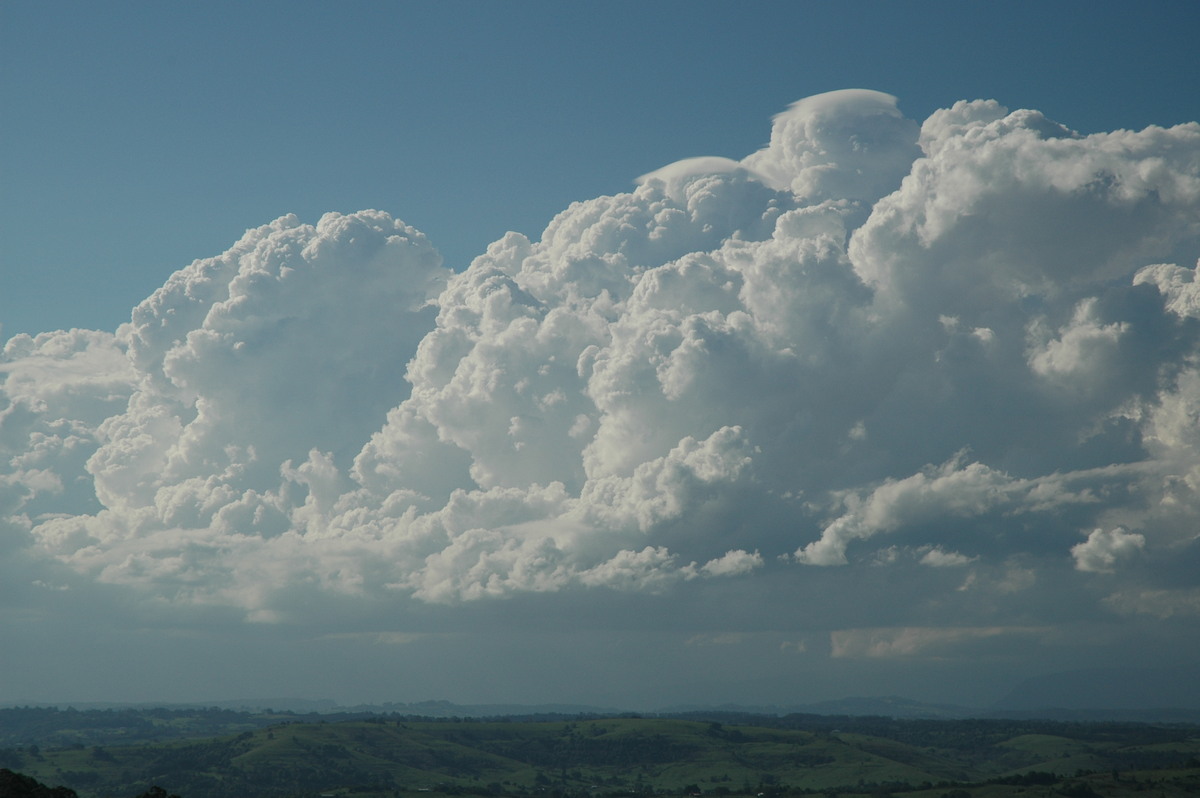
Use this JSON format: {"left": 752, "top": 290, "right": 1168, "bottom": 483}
{"left": 12, "top": 665, "right": 1200, "bottom": 723}
{"left": 667, "top": 665, "right": 1200, "bottom": 723}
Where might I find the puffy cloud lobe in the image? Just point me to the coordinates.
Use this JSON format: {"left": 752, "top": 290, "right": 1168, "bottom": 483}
{"left": 1027, "top": 298, "right": 1129, "bottom": 388}
{"left": 918, "top": 547, "right": 977, "bottom": 568}
{"left": 636, "top": 157, "right": 769, "bottom": 204}
{"left": 3, "top": 90, "right": 1200, "bottom": 627}
{"left": 851, "top": 101, "right": 1200, "bottom": 317}
{"left": 1071, "top": 527, "right": 1145, "bottom": 573}
{"left": 742, "top": 89, "right": 921, "bottom": 206}
{"left": 1133, "top": 261, "right": 1200, "bottom": 319}
{"left": 0, "top": 328, "right": 134, "bottom": 585}
{"left": 575, "top": 427, "right": 753, "bottom": 532}
{"left": 90, "top": 212, "right": 446, "bottom": 515}
{"left": 795, "top": 457, "right": 1015, "bottom": 566}
{"left": 691, "top": 548, "right": 763, "bottom": 577}
{"left": 792, "top": 455, "right": 1115, "bottom": 566}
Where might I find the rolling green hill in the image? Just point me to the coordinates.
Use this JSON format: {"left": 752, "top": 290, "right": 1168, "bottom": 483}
{"left": 2, "top": 711, "right": 1198, "bottom": 798}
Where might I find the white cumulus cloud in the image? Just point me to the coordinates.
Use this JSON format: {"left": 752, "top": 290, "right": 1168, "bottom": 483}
{"left": 1071, "top": 527, "right": 1146, "bottom": 573}
{"left": 3, "top": 90, "right": 1200, "bottom": 639}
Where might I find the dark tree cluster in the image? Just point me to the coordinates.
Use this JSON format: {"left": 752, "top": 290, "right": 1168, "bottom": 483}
{"left": 0, "top": 769, "right": 182, "bottom": 798}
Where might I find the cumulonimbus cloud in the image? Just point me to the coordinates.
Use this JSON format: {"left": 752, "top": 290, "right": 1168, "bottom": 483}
{"left": 3, "top": 89, "right": 1200, "bottom": 622}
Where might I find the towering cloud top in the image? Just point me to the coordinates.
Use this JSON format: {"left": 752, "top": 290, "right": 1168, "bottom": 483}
{"left": 743, "top": 89, "right": 922, "bottom": 203}
{"left": 3, "top": 92, "right": 1200, "bottom": 648}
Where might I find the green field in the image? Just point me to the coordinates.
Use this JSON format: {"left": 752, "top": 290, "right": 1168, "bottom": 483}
{"left": 2, "top": 708, "right": 1199, "bottom": 798}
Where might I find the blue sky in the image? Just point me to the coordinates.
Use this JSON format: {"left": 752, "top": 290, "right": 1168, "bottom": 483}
{"left": 4, "top": 0, "right": 1198, "bottom": 337}
{"left": 3, "top": 1, "right": 1200, "bottom": 712}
